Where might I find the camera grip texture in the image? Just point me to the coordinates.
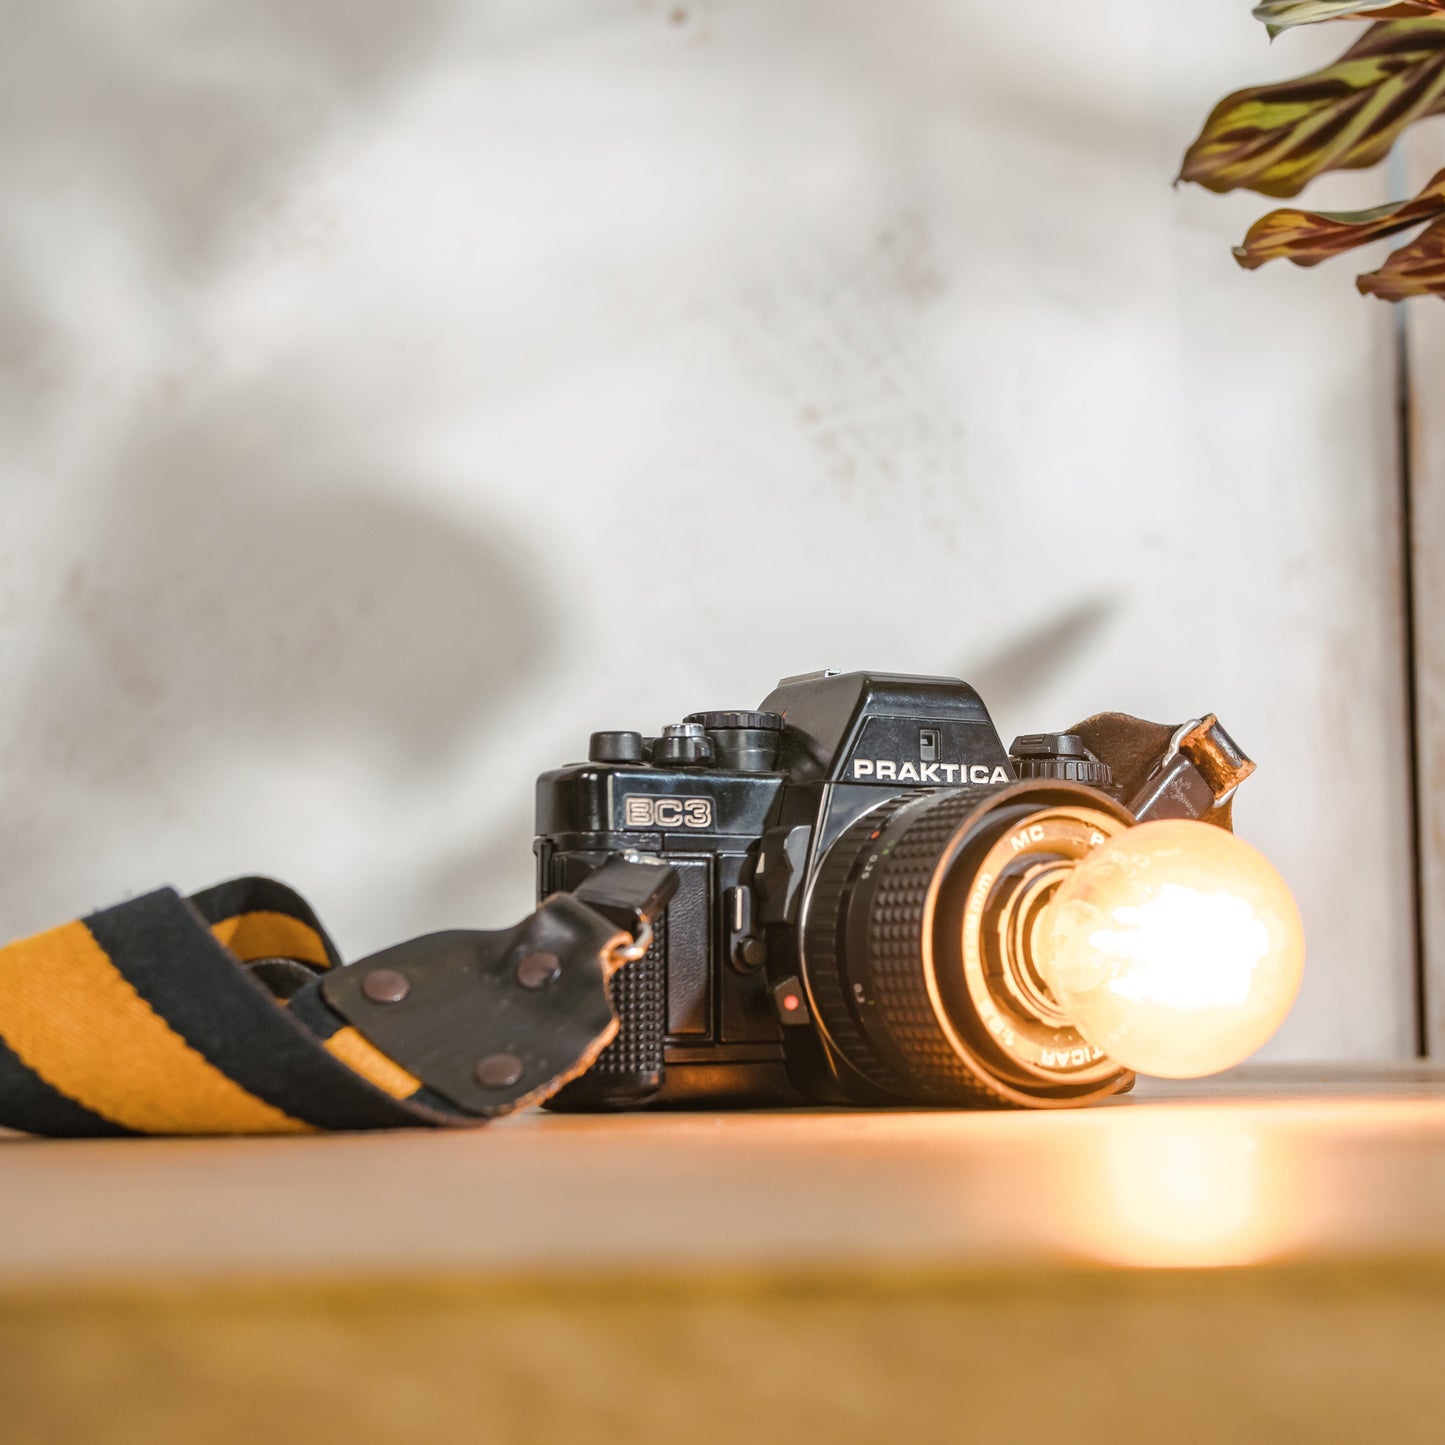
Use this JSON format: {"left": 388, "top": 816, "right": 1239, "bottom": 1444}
{"left": 548, "top": 913, "right": 668, "bottom": 1108}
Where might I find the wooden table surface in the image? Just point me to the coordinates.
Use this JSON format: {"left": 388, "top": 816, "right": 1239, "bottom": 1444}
{"left": 5, "top": 1066, "right": 1445, "bottom": 1445}
{"left": 3, "top": 1063, "right": 1444, "bottom": 1285}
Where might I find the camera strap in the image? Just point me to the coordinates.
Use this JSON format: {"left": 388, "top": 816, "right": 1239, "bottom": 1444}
{"left": 0, "top": 859, "right": 677, "bottom": 1139}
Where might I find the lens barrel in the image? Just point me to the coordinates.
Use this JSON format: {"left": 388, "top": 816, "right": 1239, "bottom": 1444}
{"left": 802, "top": 781, "right": 1138, "bottom": 1108}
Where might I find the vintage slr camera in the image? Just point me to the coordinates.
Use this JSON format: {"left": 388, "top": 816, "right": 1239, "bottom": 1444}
{"left": 536, "top": 671, "right": 1250, "bottom": 1111}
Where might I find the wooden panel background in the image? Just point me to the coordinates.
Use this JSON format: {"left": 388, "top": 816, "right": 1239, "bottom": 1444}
{"left": 1406, "top": 130, "right": 1445, "bottom": 1056}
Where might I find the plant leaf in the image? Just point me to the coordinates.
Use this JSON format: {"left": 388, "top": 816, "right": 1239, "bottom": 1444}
{"left": 1179, "top": 19, "right": 1445, "bottom": 198}
{"left": 1357, "top": 215, "right": 1445, "bottom": 294}
{"left": 1234, "top": 167, "right": 1445, "bottom": 267}
{"left": 1254, "top": 1, "right": 1445, "bottom": 31}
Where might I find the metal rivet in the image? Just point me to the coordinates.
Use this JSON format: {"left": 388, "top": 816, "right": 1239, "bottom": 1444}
{"left": 475, "top": 1053, "right": 524, "bottom": 1089}
{"left": 515, "top": 951, "right": 561, "bottom": 989}
{"left": 361, "top": 969, "right": 411, "bottom": 1005}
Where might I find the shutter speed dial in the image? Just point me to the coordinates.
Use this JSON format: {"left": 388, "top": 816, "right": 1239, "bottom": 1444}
{"left": 1009, "top": 733, "right": 1113, "bottom": 789}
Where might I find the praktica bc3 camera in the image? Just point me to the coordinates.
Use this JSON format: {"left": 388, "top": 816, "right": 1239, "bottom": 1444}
{"left": 535, "top": 671, "right": 1254, "bottom": 1111}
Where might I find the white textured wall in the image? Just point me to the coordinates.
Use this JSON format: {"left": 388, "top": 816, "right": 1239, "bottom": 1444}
{"left": 0, "top": 3, "right": 1416, "bottom": 1057}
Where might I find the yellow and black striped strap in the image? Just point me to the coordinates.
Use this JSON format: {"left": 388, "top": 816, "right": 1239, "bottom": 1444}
{"left": 0, "top": 859, "right": 679, "bottom": 1139}
{"left": 0, "top": 879, "right": 502, "bottom": 1138}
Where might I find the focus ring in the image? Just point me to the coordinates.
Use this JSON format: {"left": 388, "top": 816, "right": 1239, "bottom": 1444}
{"left": 857, "top": 790, "right": 1014, "bottom": 1106}
{"left": 805, "top": 790, "right": 1011, "bottom": 1107}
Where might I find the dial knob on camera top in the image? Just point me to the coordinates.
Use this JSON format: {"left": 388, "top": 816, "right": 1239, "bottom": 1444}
{"left": 1008, "top": 733, "right": 1113, "bottom": 788}
{"left": 683, "top": 711, "right": 784, "bottom": 732}
{"left": 685, "top": 711, "right": 785, "bottom": 772}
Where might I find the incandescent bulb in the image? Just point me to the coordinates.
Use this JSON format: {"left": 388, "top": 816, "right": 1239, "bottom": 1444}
{"left": 1036, "top": 819, "right": 1304, "bottom": 1079}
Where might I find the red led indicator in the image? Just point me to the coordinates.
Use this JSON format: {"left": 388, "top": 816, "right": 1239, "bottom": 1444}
{"left": 782, "top": 993, "right": 801, "bottom": 1012}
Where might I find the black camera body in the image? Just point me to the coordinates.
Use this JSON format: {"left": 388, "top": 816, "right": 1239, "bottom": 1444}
{"left": 537, "top": 671, "right": 1246, "bottom": 1111}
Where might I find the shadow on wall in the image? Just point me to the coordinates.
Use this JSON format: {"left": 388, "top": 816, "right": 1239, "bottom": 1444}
{"left": 0, "top": 1, "right": 557, "bottom": 929}
{"left": 0, "top": 386, "right": 552, "bottom": 923}
{"left": 0, "top": 0, "right": 1133, "bottom": 934}
{"left": 960, "top": 597, "right": 1120, "bottom": 725}
{"left": 41, "top": 403, "right": 548, "bottom": 774}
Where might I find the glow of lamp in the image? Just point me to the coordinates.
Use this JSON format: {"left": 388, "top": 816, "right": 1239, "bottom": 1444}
{"left": 1036, "top": 819, "right": 1305, "bottom": 1079}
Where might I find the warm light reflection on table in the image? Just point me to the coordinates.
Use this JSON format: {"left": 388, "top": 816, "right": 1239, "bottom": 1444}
{"left": 1, "top": 1066, "right": 1442, "bottom": 1284}
{"left": 1067, "top": 1110, "right": 1288, "bottom": 1268}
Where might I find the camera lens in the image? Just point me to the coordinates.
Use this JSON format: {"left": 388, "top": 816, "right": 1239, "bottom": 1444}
{"left": 802, "top": 781, "right": 1137, "bottom": 1107}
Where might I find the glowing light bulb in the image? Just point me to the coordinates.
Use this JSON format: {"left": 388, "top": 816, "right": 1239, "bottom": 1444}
{"left": 1037, "top": 819, "right": 1304, "bottom": 1079}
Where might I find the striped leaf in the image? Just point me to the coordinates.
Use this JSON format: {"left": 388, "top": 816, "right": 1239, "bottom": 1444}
{"left": 1358, "top": 215, "right": 1445, "bottom": 294}
{"left": 1254, "top": 1, "right": 1445, "bottom": 30}
{"left": 1234, "top": 168, "right": 1445, "bottom": 268}
{"left": 1179, "top": 19, "right": 1445, "bottom": 198}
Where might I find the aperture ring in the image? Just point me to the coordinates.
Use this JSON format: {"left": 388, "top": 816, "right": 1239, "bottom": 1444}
{"left": 802, "top": 796, "right": 921, "bottom": 1099}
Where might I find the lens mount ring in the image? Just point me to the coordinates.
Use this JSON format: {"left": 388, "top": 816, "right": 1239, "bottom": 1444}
{"left": 946, "top": 800, "right": 1131, "bottom": 1091}
{"left": 998, "top": 858, "right": 1074, "bottom": 1029}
